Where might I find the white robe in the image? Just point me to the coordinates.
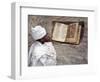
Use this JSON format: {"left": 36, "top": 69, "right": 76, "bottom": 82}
{"left": 28, "top": 41, "right": 57, "bottom": 66}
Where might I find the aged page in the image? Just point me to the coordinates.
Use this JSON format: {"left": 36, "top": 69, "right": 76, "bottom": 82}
{"left": 52, "top": 23, "right": 68, "bottom": 42}
{"left": 66, "top": 23, "right": 79, "bottom": 43}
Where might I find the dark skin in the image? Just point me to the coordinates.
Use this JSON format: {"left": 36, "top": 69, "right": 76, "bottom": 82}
{"left": 37, "top": 33, "right": 51, "bottom": 44}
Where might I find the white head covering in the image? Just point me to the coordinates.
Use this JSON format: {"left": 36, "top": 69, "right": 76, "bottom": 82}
{"left": 31, "top": 25, "right": 47, "bottom": 40}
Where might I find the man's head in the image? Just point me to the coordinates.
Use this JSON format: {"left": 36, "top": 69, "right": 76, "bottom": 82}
{"left": 31, "top": 25, "right": 51, "bottom": 44}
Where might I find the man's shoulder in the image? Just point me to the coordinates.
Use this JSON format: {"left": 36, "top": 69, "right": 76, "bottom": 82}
{"left": 30, "top": 41, "right": 44, "bottom": 51}
{"left": 44, "top": 42, "right": 54, "bottom": 47}
{"left": 31, "top": 41, "right": 41, "bottom": 47}
{"left": 31, "top": 42, "right": 47, "bottom": 55}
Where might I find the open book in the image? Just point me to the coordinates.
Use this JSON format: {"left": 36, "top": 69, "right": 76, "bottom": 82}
{"left": 52, "top": 22, "right": 82, "bottom": 44}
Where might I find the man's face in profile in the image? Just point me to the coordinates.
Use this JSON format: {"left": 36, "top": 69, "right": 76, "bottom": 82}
{"left": 37, "top": 33, "right": 51, "bottom": 44}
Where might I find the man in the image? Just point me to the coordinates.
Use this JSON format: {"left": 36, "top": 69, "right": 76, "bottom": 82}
{"left": 28, "top": 25, "right": 57, "bottom": 66}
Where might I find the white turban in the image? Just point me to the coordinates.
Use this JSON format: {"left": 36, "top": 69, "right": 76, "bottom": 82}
{"left": 31, "top": 25, "right": 47, "bottom": 40}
